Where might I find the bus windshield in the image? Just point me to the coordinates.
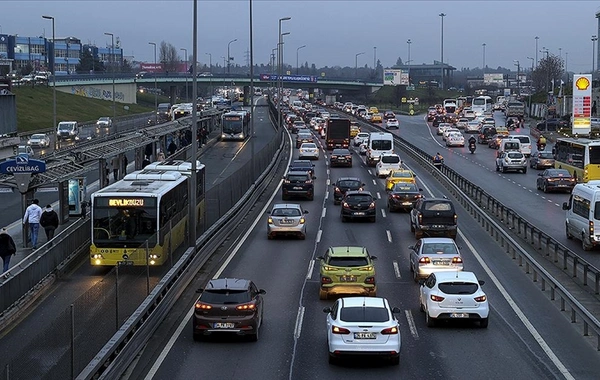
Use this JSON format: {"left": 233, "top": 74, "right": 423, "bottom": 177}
{"left": 93, "top": 197, "right": 158, "bottom": 247}
{"left": 223, "top": 116, "right": 243, "bottom": 134}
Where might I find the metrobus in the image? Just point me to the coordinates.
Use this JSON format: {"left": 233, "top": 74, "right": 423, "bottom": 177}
{"left": 90, "top": 161, "right": 205, "bottom": 266}
{"left": 221, "top": 111, "right": 249, "bottom": 141}
{"left": 471, "top": 96, "right": 493, "bottom": 116}
{"left": 554, "top": 138, "right": 600, "bottom": 182}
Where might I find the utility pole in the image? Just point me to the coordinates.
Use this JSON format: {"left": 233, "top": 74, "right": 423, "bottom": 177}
{"left": 439, "top": 13, "right": 446, "bottom": 90}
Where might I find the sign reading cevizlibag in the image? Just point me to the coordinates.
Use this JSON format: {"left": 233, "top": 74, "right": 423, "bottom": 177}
{"left": 572, "top": 74, "right": 592, "bottom": 136}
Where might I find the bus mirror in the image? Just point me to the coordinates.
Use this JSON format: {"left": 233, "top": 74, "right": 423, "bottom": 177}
{"left": 562, "top": 202, "right": 569, "bottom": 210}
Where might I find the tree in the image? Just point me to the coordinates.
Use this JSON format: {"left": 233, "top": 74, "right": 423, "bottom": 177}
{"left": 76, "top": 49, "right": 105, "bottom": 73}
{"left": 394, "top": 57, "right": 403, "bottom": 67}
{"left": 160, "top": 41, "right": 179, "bottom": 73}
{"left": 532, "top": 54, "right": 563, "bottom": 92}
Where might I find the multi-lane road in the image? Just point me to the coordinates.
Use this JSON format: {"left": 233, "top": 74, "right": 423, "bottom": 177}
{"left": 124, "top": 112, "right": 600, "bottom": 379}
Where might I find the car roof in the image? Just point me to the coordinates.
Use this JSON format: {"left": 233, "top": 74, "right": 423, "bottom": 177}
{"left": 336, "top": 177, "right": 361, "bottom": 182}
{"left": 420, "top": 237, "right": 455, "bottom": 244}
{"left": 340, "top": 297, "right": 387, "bottom": 308}
{"left": 272, "top": 203, "right": 302, "bottom": 210}
{"left": 433, "top": 271, "right": 479, "bottom": 283}
{"left": 206, "top": 278, "right": 250, "bottom": 290}
{"left": 345, "top": 190, "right": 373, "bottom": 196}
{"left": 328, "top": 246, "right": 369, "bottom": 257}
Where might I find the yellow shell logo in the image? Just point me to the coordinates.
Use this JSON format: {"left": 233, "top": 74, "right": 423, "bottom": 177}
{"left": 576, "top": 76, "right": 590, "bottom": 90}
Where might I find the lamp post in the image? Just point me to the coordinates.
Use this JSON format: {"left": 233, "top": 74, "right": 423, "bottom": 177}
{"left": 42, "top": 15, "right": 57, "bottom": 149}
{"left": 593, "top": 36, "right": 598, "bottom": 74}
{"left": 296, "top": 45, "right": 306, "bottom": 75}
{"left": 227, "top": 38, "right": 237, "bottom": 74}
{"left": 105, "top": 32, "right": 116, "bottom": 122}
{"left": 482, "top": 43, "right": 486, "bottom": 73}
{"left": 189, "top": 0, "right": 198, "bottom": 248}
{"left": 407, "top": 39, "right": 411, "bottom": 85}
{"left": 535, "top": 36, "right": 539, "bottom": 68}
{"left": 439, "top": 13, "right": 446, "bottom": 90}
{"left": 149, "top": 42, "right": 158, "bottom": 124}
{"left": 540, "top": 47, "right": 549, "bottom": 93}
{"left": 205, "top": 52, "right": 212, "bottom": 96}
{"left": 278, "top": 32, "right": 290, "bottom": 115}
{"left": 514, "top": 60, "right": 520, "bottom": 96}
{"left": 249, "top": 0, "right": 256, "bottom": 181}
{"left": 527, "top": 56, "right": 534, "bottom": 87}
{"left": 180, "top": 48, "right": 188, "bottom": 101}
{"left": 277, "top": 17, "right": 291, "bottom": 129}
{"left": 355, "top": 52, "right": 365, "bottom": 79}
{"left": 373, "top": 46, "right": 377, "bottom": 77}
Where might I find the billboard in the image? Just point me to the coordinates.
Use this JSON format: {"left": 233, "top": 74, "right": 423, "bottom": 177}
{"left": 140, "top": 63, "right": 164, "bottom": 72}
{"left": 383, "top": 69, "right": 409, "bottom": 86}
{"left": 484, "top": 73, "right": 504, "bottom": 85}
{"left": 259, "top": 74, "right": 317, "bottom": 82}
{"left": 572, "top": 74, "right": 592, "bottom": 135}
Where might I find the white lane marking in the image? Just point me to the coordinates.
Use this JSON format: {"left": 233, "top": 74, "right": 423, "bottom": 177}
{"left": 326, "top": 179, "right": 330, "bottom": 186}
{"left": 327, "top": 169, "right": 330, "bottom": 176}
{"left": 306, "top": 260, "right": 315, "bottom": 280}
{"left": 372, "top": 179, "right": 377, "bottom": 185}
{"left": 381, "top": 209, "right": 387, "bottom": 218}
{"left": 392, "top": 260, "right": 400, "bottom": 278}
{"left": 376, "top": 192, "right": 381, "bottom": 199}
{"left": 316, "top": 230, "right": 322, "bottom": 244}
{"left": 294, "top": 306, "right": 305, "bottom": 339}
{"left": 387, "top": 230, "right": 393, "bottom": 243}
{"left": 321, "top": 208, "right": 327, "bottom": 218}
{"left": 325, "top": 191, "right": 329, "bottom": 200}
{"left": 404, "top": 310, "right": 419, "bottom": 340}
{"left": 368, "top": 169, "right": 373, "bottom": 176}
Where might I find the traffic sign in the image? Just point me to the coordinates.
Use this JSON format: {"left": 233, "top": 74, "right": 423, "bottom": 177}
{"left": 0, "top": 155, "right": 46, "bottom": 174}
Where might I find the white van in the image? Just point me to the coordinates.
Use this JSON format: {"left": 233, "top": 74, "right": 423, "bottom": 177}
{"left": 563, "top": 181, "right": 600, "bottom": 250}
{"left": 375, "top": 153, "right": 402, "bottom": 177}
{"left": 497, "top": 139, "right": 521, "bottom": 157}
{"left": 366, "top": 132, "right": 394, "bottom": 166}
{"left": 511, "top": 135, "right": 532, "bottom": 157}
{"left": 56, "top": 121, "right": 80, "bottom": 141}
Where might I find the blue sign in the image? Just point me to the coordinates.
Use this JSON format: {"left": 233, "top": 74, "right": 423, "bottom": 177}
{"left": 0, "top": 155, "right": 46, "bottom": 174}
{"left": 260, "top": 74, "right": 317, "bottom": 83}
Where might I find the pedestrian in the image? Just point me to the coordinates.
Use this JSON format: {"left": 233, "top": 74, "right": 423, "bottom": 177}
{"left": 122, "top": 155, "right": 129, "bottom": 175}
{"left": 167, "top": 140, "right": 177, "bottom": 156}
{"left": 142, "top": 155, "right": 151, "bottom": 168}
{"left": 81, "top": 201, "right": 88, "bottom": 219}
{"left": 0, "top": 228, "right": 17, "bottom": 273}
{"left": 201, "top": 127, "right": 208, "bottom": 145}
{"left": 39, "top": 204, "right": 59, "bottom": 247}
{"left": 23, "top": 198, "right": 43, "bottom": 249}
{"left": 158, "top": 151, "right": 166, "bottom": 161}
{"left": 112, "top": 156, "right": 120, "bottom": 181}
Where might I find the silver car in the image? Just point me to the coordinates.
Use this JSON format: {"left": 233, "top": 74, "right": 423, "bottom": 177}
{"left": 409, "top": 237, "right": 463, "bottom": 282}
{"left": 530, "top": 151, "right": 555, "bottom": 169}
{"left": 267, "top": 203, "right": 309, "bottom": 239}
{"left": 27, "top": 133, "right": 50, "bottom": 148}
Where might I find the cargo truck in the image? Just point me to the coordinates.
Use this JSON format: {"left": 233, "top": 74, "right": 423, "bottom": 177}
{"left": 326, "top": 118, "right": 350, "bottom": 150}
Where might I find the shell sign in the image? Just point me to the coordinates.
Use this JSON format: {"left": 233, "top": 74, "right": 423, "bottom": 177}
{"left": 572, "top": 74, "right": 592, "bottom": 135}
{"left": 575, "top": 76, "right": 591, "bottom": 91}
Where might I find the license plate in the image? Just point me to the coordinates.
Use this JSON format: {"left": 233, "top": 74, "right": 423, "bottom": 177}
{"left": 450, "top": 313, "right": 469, "bottom": 318}
{"left": 117, "top": 260, "right": 134, "bottom": 266}
{"left": 293, "top": 186, "right": 303, "bottom": 190}
{"left": 433, "top": 261, "right": 450, "bottom": 266}
{"left": 214, "top": 322, "right": 235, "bottom": 328}
{"left": 353, "top": 212, "right": 365, "bottom": 216}
{"left": 402, "top": 201, "right": 413, "bottom": 205}
{"left": 340, "top": 275, "right": 356, "bottom": 282}
{"left": 354, "top": 332, "right": 376, "bottom": 339}
{"left": 280, "top": 219, "right": 294, "bottom": 225}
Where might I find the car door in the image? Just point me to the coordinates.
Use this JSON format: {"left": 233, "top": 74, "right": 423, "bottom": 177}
{"left": 420, "top": 274, "right": 436, "bottom": 307}
{"left": 325, "top": 299, "right": 339, "bottom": 341}
{"left": 409, "top": 239, "right": 422, "bottom": 271}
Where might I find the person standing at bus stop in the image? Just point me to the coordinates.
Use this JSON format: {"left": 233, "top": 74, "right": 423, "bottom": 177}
{"left": 0, "top": 228, "right": 17, "bottom": 273}
{"left": 23, "top": 199, "right": 43, "bottom": 249}
{"left": 40, "top": 204, "right": 59, "bottom": 247}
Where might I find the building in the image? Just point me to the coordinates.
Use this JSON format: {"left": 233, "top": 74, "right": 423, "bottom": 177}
{"left": 393, "top": 61, "right": 456, "bottom": 88}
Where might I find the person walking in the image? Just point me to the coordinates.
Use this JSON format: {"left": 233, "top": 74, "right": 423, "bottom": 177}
{"left": 122, "top": 155, "right": 129, "bottom": 175}
{"left": 112, "top": 156, "right": 120, "bottom": 181}
{"left": 23, "top": 199, "right": 43, "bottom": 249}
{"left": 167, "top": 140, "right": 177, "bottom": 156}
{"left": 0, "top": 228, "right": 17, "bottom": 273}
{"left": 40, "top": 204, "right": 59, "bottom": 247}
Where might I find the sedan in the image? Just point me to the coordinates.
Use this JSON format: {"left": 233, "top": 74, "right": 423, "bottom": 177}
{"left": 267, "top": 203, "right": 309, "bottom": 239}
{"left": 409, "top": 237, "right": 463, "bottom": 282}
{"left": 529, "top": 151, "right": 555, "bottom": 169}
{"left": 27, "top": 133, "right": 50, "bottom": 148}
{"left": 385, "top": 118, "right": 399, "bottom": 129}
{"left": 296, "top": 132, "right": 314, "bottom": 148}
{"left": 385, "top": 169, "right": 416, "bottom": 190}
{"left": 299, "top": 143, "right": 319, "bottom": 160}
{"left": 445, "top": 132, "right": 465, "bottom": 147}
{"left": 465, "top": 121, "right": 481, "bottom": 134}
{"left": 330, "top": 148, "right": 352, "bottom": 167}
{"left": 536, "top": 168, "right": 576, "bottom": 193}
{"left": 419, "top": 271, "right": 489, "bottom": 328}
{"left": 324, "top": 297, "right": 401, "bottom": 365}
{"left": 387, "top": 182, "right": 422, "bottom": 212}
{"left": 341, "top": 190, "right": 376, "bottom": 222}
{"left": 442, "top": 128, "right": 460, "bottom": 141}
{"left": 436, "top": 123, "right": 453, "bottom": 136}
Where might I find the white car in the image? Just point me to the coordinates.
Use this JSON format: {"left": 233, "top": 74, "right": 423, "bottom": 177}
{"left": 320, "top": 112, "right": 331, "bottom": 120}
{"left": 386, "top": 118, "right": 399, "bottom": 129}
{"left": 299, "top": 142, "right": 320, "bottom": 160}
{"left": 456, "top": 118, "right": 469, "bottom": 130}
{"left": 465, "top": 121, "right": 481, "bottom": 133}
{"left": 358, "top": 143, "right": 368, "bottom": 155}
{"left": 324, "top": 297, "right": 401, "bottom": 365}
{"left": 353, "top": 132, "right": 370, "bottom": 147}
{"left": 27, "top": 133, "right": 51, "bottom": 148}
{"left": 364, "top": 112, "right": 374, "bottom": 121}
{"left": 446, "top": 132, "right": 465, "bottom": 147}
{"left": 96, "top": 117, "right": 112, "bottom": 129}
{"left": 436, "top": 123, "right": 453, "bottom": 136}
{"left": 376, "top": 153, "right": 402, "bottom": 178}
{"left": 419, "top": 271, "right": 489, "bottom": 328}
{"left": 442, "top": 128, "right": 460, "bottom": 141}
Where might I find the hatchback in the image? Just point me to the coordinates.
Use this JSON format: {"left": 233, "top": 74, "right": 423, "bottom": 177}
{"left": 318, "top": 246, "right": 377, "bottom": 299}
{"left": 27, "top": 133, "right": 50, "bottom": 148}
{"left": 330, "top": 149, "right": 352, "bottom": 167}
{"left": 353, "top": 132, "right": 370, "bottom": 147}
{"left": 530, "top": 151, "right": 555, "bottom": 169}
{"left": 409, "top": 237, "right": 463, "bottom": 282}
{"left": 267, "top": 203, "right": 309, "bottom": 239}
{"left": 341, "top": 190, "right": 376, "bottom": 222}
{"left": 332, "top": 177, "right": 364, "bottom": 205}
{"left": 386, "top": 118, "right": 399, "bottom": 129}
{"left": 375, "top": 153, "right": 402, "bottom": 178}
{"left": 299, "top": 143, "right": 319, "bottom": 160}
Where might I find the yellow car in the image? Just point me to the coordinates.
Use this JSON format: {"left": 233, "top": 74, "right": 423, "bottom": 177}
{"left": 385, "top": 169, "right": 416, "bottom": 190}
{"left": 350, "top": 124, "right": 360, "bottom": 137}
{"left": 369, "top": 106, "right": 379, "bottom": 114}
{"left": 318, "top": 246, "right": 377, "bottom": 300}
{"left": 371, "top": 113, "right": 383, "bottom": 123}
{"left": 495, "top": 126, "right": 509, "bottom": 136}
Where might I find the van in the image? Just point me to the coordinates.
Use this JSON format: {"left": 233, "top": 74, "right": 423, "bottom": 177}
{"left": 563, "top": 181, "right": 600, "bottom": 250}
{"left": 56, "top": 121, "right": 79, "bottom": 141}
{"left": 497, "top": 139, "right": 521, "bottom": 157}
{"left": 511, "top": 135, "right": 532, "bottom": 157}
{"left": 366, "top": 132, "right": 394, "bottom": 166}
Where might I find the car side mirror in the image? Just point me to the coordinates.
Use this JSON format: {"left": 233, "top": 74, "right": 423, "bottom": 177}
{"left": 316, "top": 256, "right": 324, "bottom": 261}
{"left": 370, "top": 255, "right": 378, "bottom": 260}
{"left": 323, "top": 307, "right": 332, "bottom": 314}
{"left": 259, "top": 289, "right": 267, "bottom": 295}
{"left": 408, "top": 245, "right": 415, "bottom": 250}
{"left": 562, "top": 202, "right": 569, "bottom": 210}
{"left": 418, "top": 279, "right": 426, "bottom": 286}
{"left": 304, "top": 210, "right": 309, "bottom": 214}
{"left": 196, "top": 288, "right": 203, "bottom": 293}
{"left": 478, "top": 280, "right": 485, "bottom": 286}
{"left": 391, "top": 307, "right": 401, "bottom": 314}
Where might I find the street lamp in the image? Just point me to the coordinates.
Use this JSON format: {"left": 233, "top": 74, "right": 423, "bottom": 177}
{"left": 514, "top": 60, "right": 520, "bottom": 96}
{"left": 105, "top": 32, "right": 116, "bottom": 122}
{"left": 180, "top": 48, "right": 188, "bottom": 101}
{"left": 439, "top": 13, "right": 446, "bottom": 90}
{"left": 148, "top": 42, "right": 158, "bottom": 124}
{"left": 205, "top": 52, "right": 212, "bottom": 96}
{"left": 482, "top": 43, "right": 486, "bottom": 73}
{"left": 592, "top": 36, "right": 598, "bottom": 74}
{"left": 407, "top": 39, "right": 411, "bottom": 85}
{"left": 277, "top": 16, "right": 291, "bottom": 129}
{"left": 42, "top": 15, "right": 57, "bottom": 149}
{"left": 227, "top": 38, "right": 237, "bottom": 74}
{"left": 535, "top": 36, "right": 539, "bottom": 69}
{"left": 189, "top": 0, "right": 199, "bottom": 247}
{"left": 355, "top": 52, "right": 365, "bottom": 79}
{"left": 296, "top": 45, "right": 306, "bottom": 75}
{"left": 373, "top": 46, "right": 377, "bottom": 76}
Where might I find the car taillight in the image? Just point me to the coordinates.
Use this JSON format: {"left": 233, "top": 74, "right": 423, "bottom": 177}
{"left": 321, "top": 276, "right": 333, "bottom": 283}
{"left": 381, "top": 326, "right": 399, "bottom": 335}
{"left": 418, "top": 214, "right": 422, "bottom": 224}
{"left": 284, "top": 179, "right": 290, "bottom": 184}
{"left": 430, "top": 295, "right": 445, "bottom": 302}
{"left": 345, "top": 155, "right": 351, "bottom": 159}
{"left": 364, "top": 276, "right": 376, "bottom": 284}
{"left": 452, "top": 257, "right": 463, "bottom": 263}
{"left": 419, "top": 257, "right": 431, "bottom": 264}
{"left": 331, "top": 155, "right": 338, "bottom": 159}
{"left": 474, "top": 295, "right": 487, "bottom": 302}
{"left": 332, "top": 326, "right": 351, "bottom": 334}
{"left": 236, "top": 302, "right": 256, "bottom": 310}
{"left": 305, "top": 180, "right": 312, "bottom": 184}
{"left": 454, "top": 214, "right": 457, "bottom": 223}
{"left": 590, "top": 221, "right": 594, "bottom": 236}
{"left": 195, "top": 302, "right": 212, "bottom": 310}
{"left": 391, "top": 194, "right": 399, "bottom": 199}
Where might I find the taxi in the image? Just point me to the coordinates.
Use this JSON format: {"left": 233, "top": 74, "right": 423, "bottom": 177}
{"left": 371, "top": 113, "right": 383, "bottom": 123}
{"left": 350, "top": 122, "right": 360, "bottom": 137}
{"left": 385, "top": 169, "right": 416, "bottom": 190}
{"left": 369, "top": 106, "right": 379, "bottom": 114}
{"left": 495, "top": 126, "right": 509, "bottom": 136}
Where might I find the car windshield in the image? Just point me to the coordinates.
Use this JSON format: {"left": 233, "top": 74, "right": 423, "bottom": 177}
{"left": 424, "top": 201, "right": 452, "bottom": 211}
{"left": 99, "top": 117, "right": 110, "bottom": 122}
{"left": 272, "top": 208, "right": 302, "bottom": 217}
{"left": 200, "top": 289, "right": 251, "bottom": 304}
{"left": 422, "top": 242, "right": 459, "bottom": 255}
{"left": 393, "top": 171, "right": 412, "bottom": 178}
{"left": 346, "top": 195, "right": 373, "bottom": 203}
{"left": 340, "top": 306, "right": 389, "bottom": 322}
{"left": 507, "top": 152, "right": 523, "bottom": 159}
{"left": 58, "top": 123, "right": 75, "bottom": 131}
{"left": 548, "top": 169, "right": 571, "bottom": 177}
{"left": 328, "top": 256, "right": 369, "bottom": 267}
{"left": 393, "top": 183, "right": 418, "bottom": 192}
{"left": 539, "top": 152, "right": 554, "bottom": 159}
{"left": 381, "top": 156, "right": 400, "bottom": 164}
{"left": 31, "top": 134, "right": 45, "bottom": 139}
{"left": 338, "top": 180, "right": 361, "bottom": 188}
{"left": 371, "top": 140, "right": 392, "bottom": 150}
{"left": 438, "top": 282, "right": 478, "bottom": 295}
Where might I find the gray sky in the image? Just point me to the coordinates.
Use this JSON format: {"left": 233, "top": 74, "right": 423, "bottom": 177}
{"left": 2, "top": 1, "right": 599, "bottom": 72}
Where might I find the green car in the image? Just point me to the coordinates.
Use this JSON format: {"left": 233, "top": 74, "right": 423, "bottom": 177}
{"left": 317, "top": 246, "right": 377, "bottom": 300}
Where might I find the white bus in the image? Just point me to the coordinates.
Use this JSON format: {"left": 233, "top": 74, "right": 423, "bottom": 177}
{"left": 366, "top": 132, "right": 394, "bottom": 167}
{"left": 471, "top": 96, "right": 493, "bottom": 116}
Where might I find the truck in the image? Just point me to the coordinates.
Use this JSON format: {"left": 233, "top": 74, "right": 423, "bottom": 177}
{"left": 505, "top": 101, "right": 525, "bottom": 117}
{"left": 325, "top": 95, "right": 336, "bottom": 106}
{"left": 325, "top": 118, "right": 351, "bottom": 150}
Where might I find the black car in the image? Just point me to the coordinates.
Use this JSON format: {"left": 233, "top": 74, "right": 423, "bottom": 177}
{"left": 330, "top": 148, "right": 353, "bottom": 167}
{"left": 341, "top": 190, "right": 376, "bottom": 222}
{"left": 410, "top": 198, "right": 457, "bottom": 239}
{"left": 296, "top": 132, "right": 314, "bottom": 148}
{"left": 384, "top": 110, "right": 396, "bottom": 120}
{"left": 536, "top": 118, "right": 567, "bottom": 131}
{"left": 332, "top": 177, "right": 364, "bottom": 205}
{"left": 282, "top": 171, "right": 314, "bottom": 200}
{"left": 289, "top": 159, "right": 315, "bottom": 176}
{"left": 192, "top": 278, "right": 266, "bottom": 341}
{"left": 387, "top": 183, "right": 423, "bottom": 212}
{"left": 432, "top": 115, "right": 446, "bottom": 128}
{"left": 536, "top": 169, "right": 576, "bottom": 193}
{"left": 478, "top": 126, "right": 497, "bottom": 144}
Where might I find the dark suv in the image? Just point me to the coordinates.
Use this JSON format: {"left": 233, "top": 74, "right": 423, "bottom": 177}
{"left": 410, "top": 198, "right": 457, "bottom": 239}
{"left": 193, "top": 278, "right": 266, "bottom": 341}
{"left": 341, "top": 190, "right": 377, "bottom": 222}
{"left": 332, "top": 177, "right": 364, "bottom": 205}
{"left": 282, "top": 171, "right": 315, "bottom": 200}
{"left": 289, "top": 159, "right": 315, "bottom": 177}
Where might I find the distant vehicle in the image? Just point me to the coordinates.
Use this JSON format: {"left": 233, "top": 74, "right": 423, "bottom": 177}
{"left": 157, "top": 103, "right": 172, "bottom": 122}
{"left": 56, "top": 121, "right": 79, "bottom": 141}
{"left": 198, "top": 72, "right": 213, "bottom": 77}
{"left": 27, "top": 133, "right": 50, "bottom": 148}
{"left": 16, "top": 145, "right": 35, "bottom": 157}
{"left": 471, "top": 95, "right": 493, "bottom": 116}
{"left": 366, "top": 132, "right": 394, "bottom": 167}
{"left": 326, "top": 118, "right": 351, "bottom": 150}
{"left": 96, "top": 117, "right": 112, "bottom": 130}
{"left": 553, "top": 138, "right": 600, "bottom": 182}
{"left": 505, "top": 101, "right": 525, "bottom": 117}
{"left": 536, "top": 169, "right": 576, "bottom": 193}
{"left": 135, "top": 71, "right": 148, "bottom": 79}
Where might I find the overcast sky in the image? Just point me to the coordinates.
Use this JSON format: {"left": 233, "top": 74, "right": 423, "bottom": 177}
{"left": 2, "top": 1, "right": 600, "bottom": 72}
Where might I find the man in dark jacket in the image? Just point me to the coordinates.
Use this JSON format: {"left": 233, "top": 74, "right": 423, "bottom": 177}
{"left": 39, "top": 205, "right": 59, "bottom": 247}
{"left": 0, "top": 228, "right": 17, "bottom": 273}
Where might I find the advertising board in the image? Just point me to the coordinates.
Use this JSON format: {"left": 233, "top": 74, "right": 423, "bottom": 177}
{"left": 572, "top": 74, "right": 592, "bottom": 135}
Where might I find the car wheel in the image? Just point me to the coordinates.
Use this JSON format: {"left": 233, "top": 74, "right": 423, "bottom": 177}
{"left": 341, "top": 215, "right": 347, "bottom": 223}
{"left": 522, "top": 168, "right": 527, "bottom": 174}
{"left": 413, "top": 268, "right": 419, "bottom": 283}
{"left": 479, "top": 318, "right": 489, "bottom": 328}
{"left": 502, "top": 166, "right": 507, "bottom": 173}
{"left": 308, "top": 194, "right": 314, "bottom": 201}
{"left": 282, "top": 194, "right": 288, "bottom": 201}
{"left": 419, "top": 301, "right": 425, "bottom": 312}
{"left": 299, "top": 233, "right": 306, "bottom": 240}
{"left": 566, "top": 224, "right": 573, "bottom": 239}
{"left": 390, "top": 355, "right": 400, "bottom": 366}
{"left": 328, "top": 352, "right": 337, "bottom": 365}
{"left": 319, "top": 288, "right": 328, "bottom": 300}
{"left": 582, "top": 233, "right": 594, "bottom": 251}
{"left": 410, "top": 221, "right": 415, "bottom": 232}
{"left": 543, "top": 183, "right": 548, "bottom": 193}
{"left": 249, "top": 327, "right": 259, "bottom": 342}
{"left": 193, "top": 333, "right": 204, "bottom": 342}
{"left": 370, "top": 216, "right": 376, "bottom": 223}
{"left": 495, "top": 165, "right": 499, "bottom": 172}
{"left": 425, "top": 312, "right": 436, "bottom": 327}
{"left": 334, "top": 200, "right": 340, "bottom": 205}
{"left": 267, "top": 233, "right": 274, "bottom": 240}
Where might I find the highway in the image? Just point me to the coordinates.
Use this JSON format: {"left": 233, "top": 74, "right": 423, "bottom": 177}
{"left": 125, "top": 119, "right": 600, "bottom": 379}
{"left": 0, "top": 99, "right": 276, "bottom": 378}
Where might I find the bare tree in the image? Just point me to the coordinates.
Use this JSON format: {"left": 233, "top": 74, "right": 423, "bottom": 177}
{"left": 532, "top": 54, "right": 563, "bottom": 92}
{"left": 160, "top": 41, "right": 179, "bottom": 73}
